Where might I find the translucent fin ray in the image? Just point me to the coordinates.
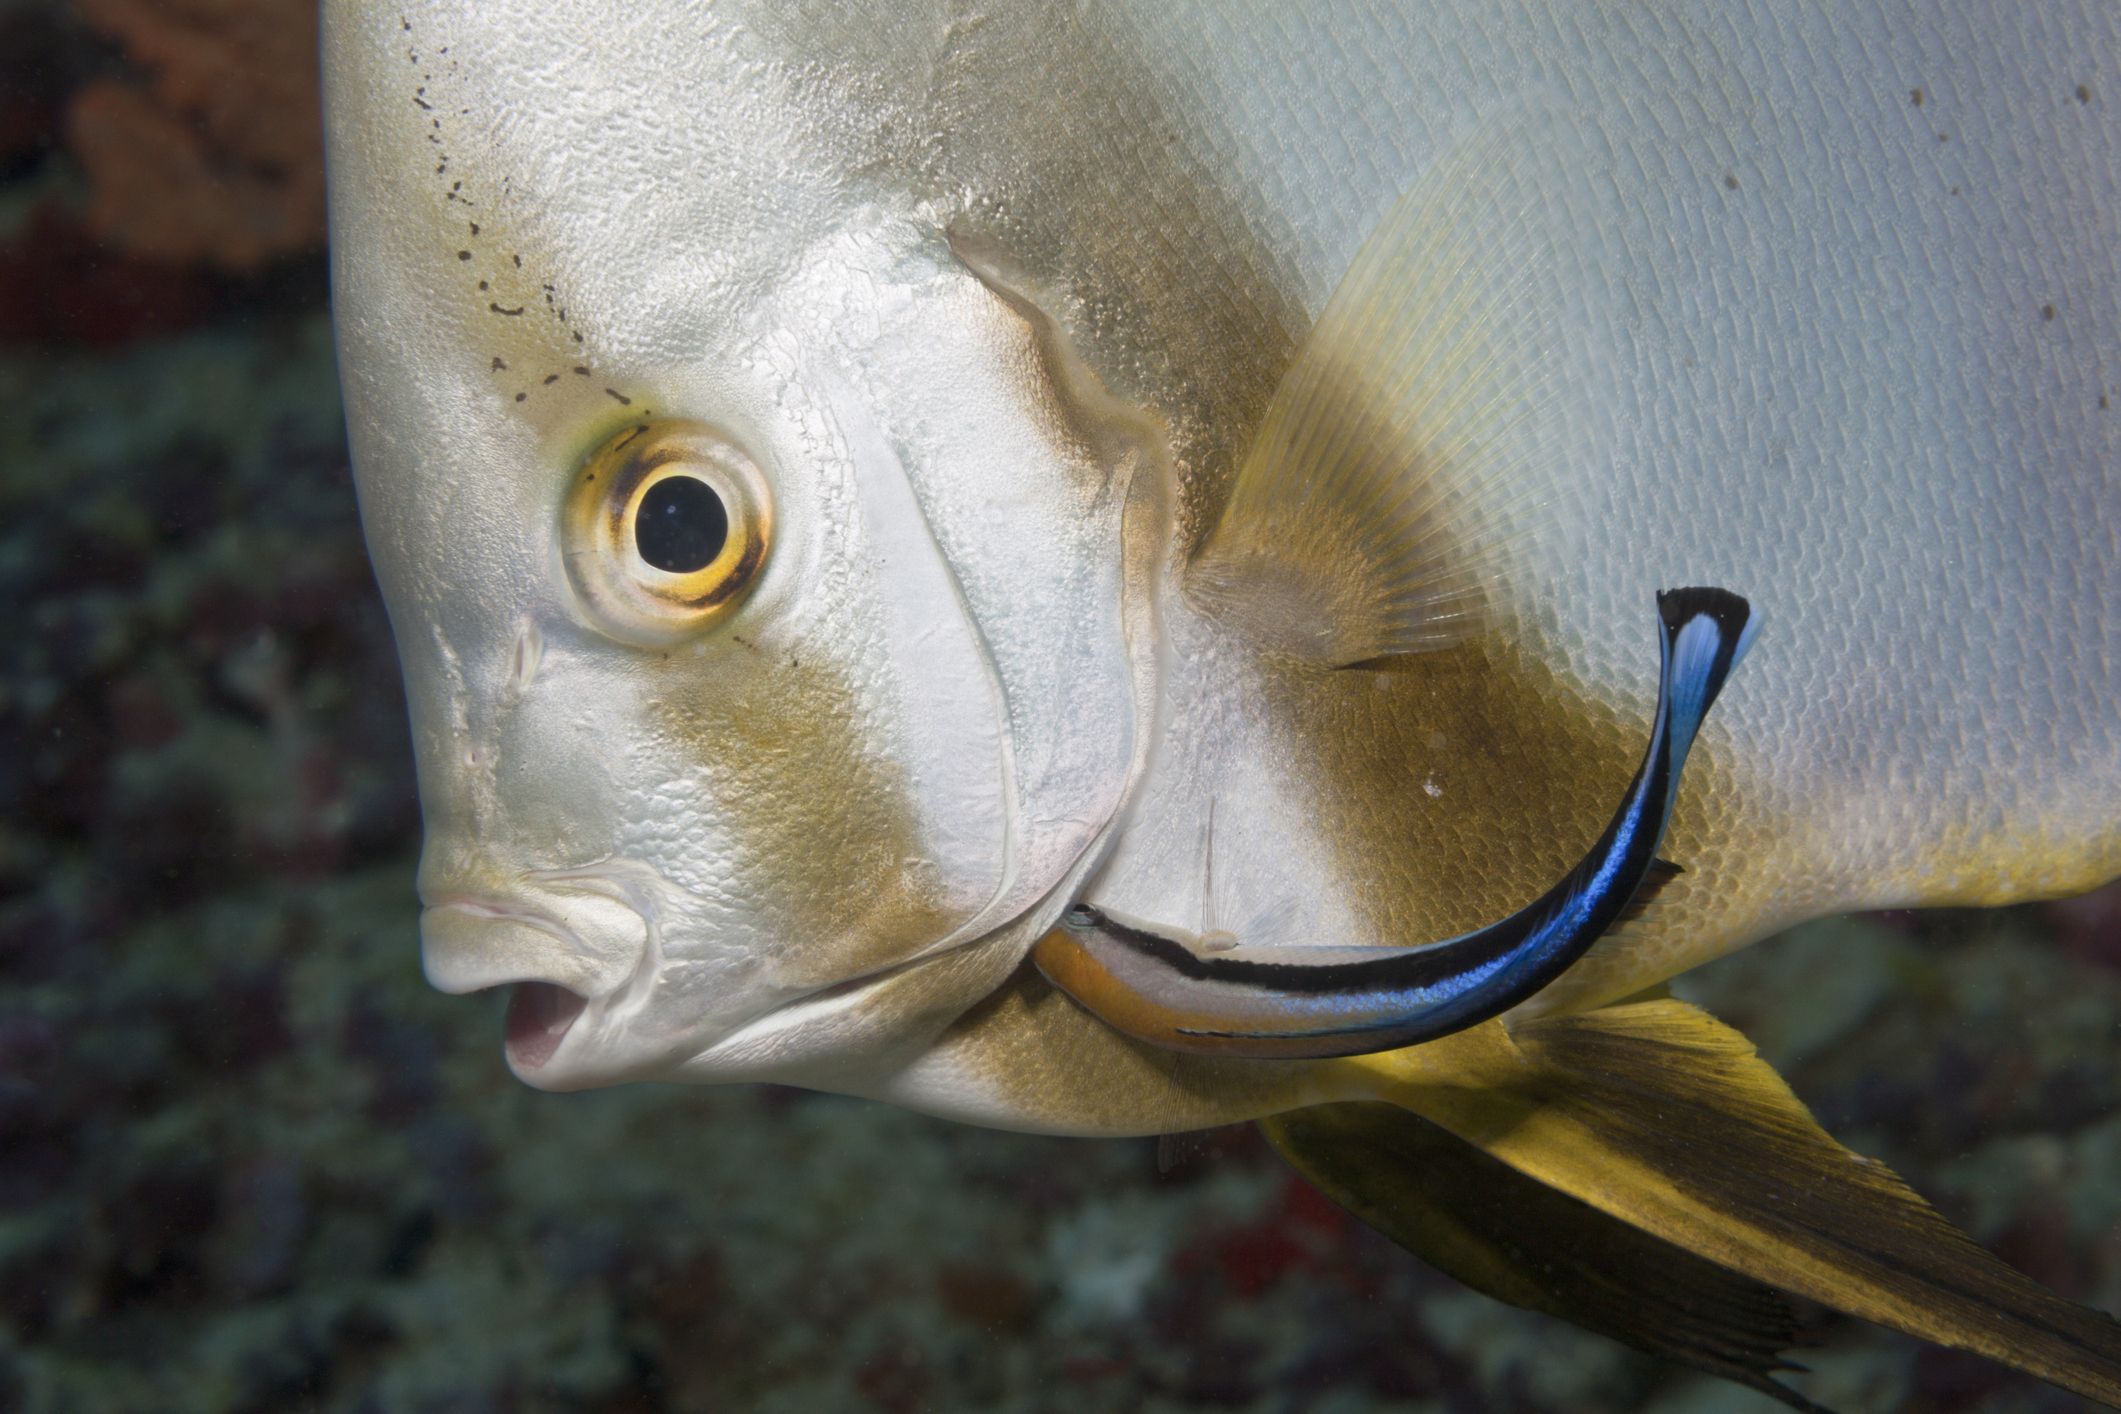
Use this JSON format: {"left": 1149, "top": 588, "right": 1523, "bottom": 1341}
{"left": 1263, "top": 1102, "right": 1832, "bottom": 1411}
{"left": 1186, "top": 103, "right": 1581, "bottom": 665}
{"left": 1342, "top": 1001, "right": 2121, "bottom": 1407}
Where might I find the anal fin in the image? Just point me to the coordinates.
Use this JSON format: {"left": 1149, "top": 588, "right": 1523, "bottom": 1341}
{"left": 1263, "top": 1101, "right": 1832, "bottom": 1411}
{"left": 1335, "top": 1000, "right": 2121, "bottom": 1407}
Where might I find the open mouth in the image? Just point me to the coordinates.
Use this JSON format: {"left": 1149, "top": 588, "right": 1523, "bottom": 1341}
{"left": 505, "top": 981, "right": 587, "bottom": 1069}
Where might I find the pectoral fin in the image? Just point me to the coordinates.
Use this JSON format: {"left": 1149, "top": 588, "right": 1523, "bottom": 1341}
{"left": 1320, "top": 999, "right": 2121, "bottom": 1407}
{"left": 1185, "top": 105, "right": 1581, "bottom": 665}
{"left": 1615, "top": 857, "right": 1682, "bottom": 924}
{"left": 1262, "top": 1101, "right": 1830, "bottom": 1412}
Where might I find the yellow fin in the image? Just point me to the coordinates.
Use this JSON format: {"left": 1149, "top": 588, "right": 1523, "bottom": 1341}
{"left": 1263, "top": 1102, "right": 1831, "bottom": 1411}
{"left": 1186, "top": 105, "right": 1578, "bottom": 665}
{"left": 1337, "top": 1000, "right": 2121, "bottom": 1407}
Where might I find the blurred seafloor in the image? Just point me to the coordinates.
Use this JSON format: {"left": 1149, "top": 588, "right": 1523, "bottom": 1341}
{"left": 1, "top": 2, "right": 2117, "bottom": 1411}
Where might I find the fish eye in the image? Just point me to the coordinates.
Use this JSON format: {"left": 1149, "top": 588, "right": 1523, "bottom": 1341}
{"left": 634, "top": 476, "right": 729, "bottom": 573}
{"left": 562, "top": 419, "right": 772, "bottom": 645}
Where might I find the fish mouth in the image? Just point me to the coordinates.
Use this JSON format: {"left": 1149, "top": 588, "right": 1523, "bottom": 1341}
{"left": 504, "top": 981, "right": 588, "bottom": 1070}
{"left": 419, "top": 893, "right": 648, "bottom": 1085}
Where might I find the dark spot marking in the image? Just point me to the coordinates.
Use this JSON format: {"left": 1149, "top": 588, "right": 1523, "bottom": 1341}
{"left": 1936, "top": 131, "right": 1949, "bottom": 142}
{"left": 605, "top": 388, "right": 633, "bottom": 406}
{"left": 468, "top": 222, "right": 480, "bottom": 235}
{"left": 491, "top": 303, "right": 525, "bottom": 317}
{"left": 1910, "top": 87, "right": 1923, "bottom": 107}
{"left": 1723, "top": 173, "right": 1739, "bottom": 190}
{"left": 2099, "top": 393, "right": 2109, "bottom": 410}
{"left": 2077, "top": 85, "right": 2092, "bottom": 105}
{"left": 544, "top": 373, "right": 561, "bottom": 385}
{"left": 573, "top": 332, "right": 584, "bottom": 343}
{"left": 457, "top": 250, "right": 472, "bottom": 261}
{"left": 574, "top": 366, "right": 591, "bottom": 376}
{"left": 413, "top": 96, "right": 432, "bottom": 111}
{"left": 1950, "top": 185, "right": 1961, "bottom": 196}
{"left": 515, "top": 392, "right": 528, "bottom": 403}
{"left": 477, "top": 280, "right": 489, "bottom": 291}
{"left": 2041, "top": 303, "right": 2056, "bottom": 321}
{"left": 402, "top": 17, "right": 411, "bottom": 31}
{"left": 491, "top": 356, "right": 508, "bottom": 371}
{"left": 512, "top": 254, "right": 522, "bottom": 268}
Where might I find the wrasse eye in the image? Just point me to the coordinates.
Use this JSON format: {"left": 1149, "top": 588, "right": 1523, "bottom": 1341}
{"left": 562, "top": 419, "right": 771, "bottom": 645}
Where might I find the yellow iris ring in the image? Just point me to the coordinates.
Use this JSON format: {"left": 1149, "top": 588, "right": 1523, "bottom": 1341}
{"left": 562, "top": 419, "right": 772, "bottom": 644}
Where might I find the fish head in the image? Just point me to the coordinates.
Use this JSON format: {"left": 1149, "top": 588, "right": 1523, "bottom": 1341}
{"left": 325, "top": 4, "right": 1162, "bottom": 1090}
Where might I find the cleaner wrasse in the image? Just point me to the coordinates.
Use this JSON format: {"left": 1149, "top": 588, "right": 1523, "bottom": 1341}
{"left": 1037, "top": 589, "right": 1757, "bottom": 1059}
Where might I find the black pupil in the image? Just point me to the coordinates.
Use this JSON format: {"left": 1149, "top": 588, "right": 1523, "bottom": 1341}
{"left": 634, "top": 476, "right": 729, "bottom": 573}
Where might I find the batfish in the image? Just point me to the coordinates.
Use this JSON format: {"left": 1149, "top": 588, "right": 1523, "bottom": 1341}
{"left": 324, "top": 3, "right": 2121, "bottom": 1405}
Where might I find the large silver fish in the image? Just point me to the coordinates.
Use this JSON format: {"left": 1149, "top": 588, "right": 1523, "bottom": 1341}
{"left": 325, "top": 2, "right": 2121, "bottom": 1404}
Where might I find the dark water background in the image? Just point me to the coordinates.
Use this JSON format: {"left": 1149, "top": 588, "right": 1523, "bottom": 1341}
{"left": 2, "top": 4, "right": 2116, "bottom": 1410}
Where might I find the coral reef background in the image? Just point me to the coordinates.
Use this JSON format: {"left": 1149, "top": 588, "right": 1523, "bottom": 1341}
{"left": 1, "top": 3, "right": 2115, "bottom": 1409}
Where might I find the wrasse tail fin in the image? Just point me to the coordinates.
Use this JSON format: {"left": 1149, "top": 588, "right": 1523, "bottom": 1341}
{"left": 1298, "top": 1001, "right": 2121, "bottom": 1407}
{"left": 1657, "top": 585, "right": 1761, "bottom": 756}
{"left": 1185, "top": 104, "right": 1583, "bottom": 666}
{"left": 1263, "top": 1101, "right": 1833, "bottom": 1412}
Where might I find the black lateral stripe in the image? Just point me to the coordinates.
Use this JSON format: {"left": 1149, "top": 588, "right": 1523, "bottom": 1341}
{"left": 1095, "top": 911, "right": 1535, "bottom": 997}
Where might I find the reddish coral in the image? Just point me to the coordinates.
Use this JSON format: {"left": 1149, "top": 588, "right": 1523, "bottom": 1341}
{"left": 1178, "top": 1175, "right": 1353, "bottom": 1300}
{"left": 65, "top": 0, "right": 323, "bottom": 270}
{"left": 0, "top": 204, "right": 211, "bottom": 345}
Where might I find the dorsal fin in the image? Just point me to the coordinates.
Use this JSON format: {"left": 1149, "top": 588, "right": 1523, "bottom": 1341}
{"left": 1186, "top": 104, "right": 1581, "bottom": 667}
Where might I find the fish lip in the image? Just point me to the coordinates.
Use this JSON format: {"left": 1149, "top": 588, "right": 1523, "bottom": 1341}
{"left": 418, "top": 896, "right": 614, "bottom": 1084}
{"left": 418, "top": 896, "right": 598, "bottom": 992}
